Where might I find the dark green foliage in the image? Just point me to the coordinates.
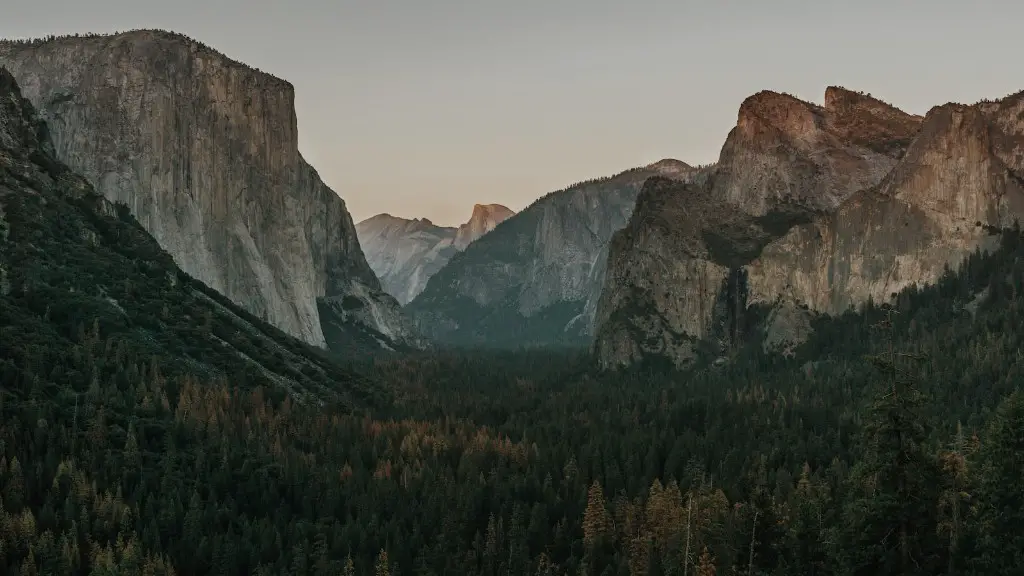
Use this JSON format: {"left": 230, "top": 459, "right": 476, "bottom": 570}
{"left": 341, "top": 295, "right": 365, "bottom": 310}
{"left": 838, "top": 311, "right": 945, "bottom": 575}
{"left": 970, "top": 391, "right": 1024, "bottom": 575}
{"left": 4, "top": 66, "right": 1024, "bottom": 574}
{"left": 0, "top": 224, "right": 1019, "bottom": 573}
{"left": 409, "top": 295, "right": 587, "bottom": 349}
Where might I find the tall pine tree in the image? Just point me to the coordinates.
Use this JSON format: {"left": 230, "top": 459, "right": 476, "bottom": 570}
{"left": 970, "top": 391, "right": 1024, "bottom": 574}
{"left": 839, "top": 308, "right": 945, "bottom": 575}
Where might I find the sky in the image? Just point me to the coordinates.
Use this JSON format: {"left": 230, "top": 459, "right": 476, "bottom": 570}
{"left": 3, "top": 0, "right": 1022, "bottom": 226}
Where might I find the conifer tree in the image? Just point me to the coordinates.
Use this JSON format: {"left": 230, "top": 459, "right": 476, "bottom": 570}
{"left": 839, "top": 309, "right": 945, "bottom": 574}
{"left": 583, "top": 480, "right": 613, "bottom": 548}
{"left": 937, "top": 422, "right": 977, "bottom": 575}
{"left": 696, "top": 547, "right": 715, "bottom": 576}
{"left": 787, "top": 463, "right": 831, "bottom": 575}
{"left": 970, "top": 391, "right": 1024, "bottom": 574}
{"left": 375, "top": 549, "right": 391, "bottom": 576}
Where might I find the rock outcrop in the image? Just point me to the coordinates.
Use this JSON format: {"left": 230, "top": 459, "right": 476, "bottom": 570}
{"left": 356, "top": 203, "right": 513, "bottom": 304}
{"left": 454, "top": 203, "right": 514, "bottom": 250}
{"left": 0, "top": 30, "right": 421, "bottom": 352}
{"left": 1, "top": 65, "right": 381, "bottom": 403}
{"left": 594, "top": 86, "right": 1024, "bottom": 369}
{"left": 746, "top": 95, "right": 1024, "bottom": 315}
{"left": 406, "top": 159, "right": 694, "bottom": 347}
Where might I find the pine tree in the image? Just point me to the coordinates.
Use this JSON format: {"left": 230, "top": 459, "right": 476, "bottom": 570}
{"left": 787, "top": 463, "right": 831, "bottom": 575}
{"left": 839, "top": 309, "right": 945, "bottom": 575}
{"left": 937, "top": 422, "right": 976, "bottom": 575}
{"left": 970, "top": 391, "right": 1024, "bottom": 574}
{"left": 484, "top": 511, "right": 500, "bottom": 572}
{"left": 375, "top": 549, "right": 391, "bottom": 576}
{"left": 695, "top": 547, "right": 715, "bottom": 576}
{"left": 583, "top": 480, "right": 613, "bottom": 548}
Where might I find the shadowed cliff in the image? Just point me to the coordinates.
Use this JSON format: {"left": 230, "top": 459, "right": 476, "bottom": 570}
{"left": 406, "top": 159, "right": 694, "bottom": 348}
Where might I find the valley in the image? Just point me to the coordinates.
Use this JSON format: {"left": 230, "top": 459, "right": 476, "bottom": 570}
{"left": 0, "top": 24, "right": 1023, "bottom": 576}
{"left": 356, "top": 203, "right": 514, "bottom": 305}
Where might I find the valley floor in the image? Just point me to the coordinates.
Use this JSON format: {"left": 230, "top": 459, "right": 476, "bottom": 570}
{"left": 3, "top": 230, "right": 1024, "bottom": 574}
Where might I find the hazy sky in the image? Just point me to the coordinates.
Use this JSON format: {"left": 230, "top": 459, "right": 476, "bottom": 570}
{"left": 3, "top": 1, "right": 1022, "bottom": 226}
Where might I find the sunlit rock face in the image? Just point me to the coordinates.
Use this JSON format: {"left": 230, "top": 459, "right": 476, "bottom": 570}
{"left": 594, "top": 86, "right": 1024, "bottom": 369}
{"left": 0, "top": 30, "right": 422, "bottom": 351}
{"left": 356, "top": 204, "right": 514, "bottom": 305}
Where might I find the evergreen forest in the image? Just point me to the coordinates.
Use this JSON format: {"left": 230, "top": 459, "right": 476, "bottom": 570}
{"left": 2, "top": 60, "right": 1024, "bottom": 576}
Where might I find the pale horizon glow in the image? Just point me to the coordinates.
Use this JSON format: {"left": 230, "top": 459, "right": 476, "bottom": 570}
{"left": 3, "top": 0, "right": 1022, "bottom": 226}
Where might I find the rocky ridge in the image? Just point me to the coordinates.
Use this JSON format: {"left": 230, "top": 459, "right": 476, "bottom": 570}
{"left": 0, "top": 30, "right": 421, "bottom": 352}
{"left": 406, "top": 159, "right": 694, "bottom": 347}
{"left": 356, "top": 203, "right": 514, "bottom": 304}
{"left": 594, "top": 86, "right": 1024, "bottom": 369}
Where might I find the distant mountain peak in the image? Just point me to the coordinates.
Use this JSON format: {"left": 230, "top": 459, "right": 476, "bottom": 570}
{"left": 468, "top": 203, "right": 513, "bottom": 223}
{"left": 646, "top": 158, "right": 694, "bottom": 176}
{"left": 455, "top": 203, "right": 514, "bottom": 250}
{"left": 357, "top": 203, "right": 515, "bottom": 304}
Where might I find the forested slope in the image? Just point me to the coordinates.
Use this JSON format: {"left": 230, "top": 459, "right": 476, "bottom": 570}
{"left": 2, "top": 62, "right": 1024, "bottom": 574}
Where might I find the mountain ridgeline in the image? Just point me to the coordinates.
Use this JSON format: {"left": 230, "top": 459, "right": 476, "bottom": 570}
{"left": 595, "top": 86, "right": 1024, "bottom": 368}
{"left": 2, "top": 28, "right": 1018, "bottom": 370}
{"left": 405, "top": 159, "right": 694, "bottom": 348}
{"left": 0, "top": 30, "right": 423, "bottom": 355}
{"left": 356, "top": 203, "right": 514, "bottom": 305}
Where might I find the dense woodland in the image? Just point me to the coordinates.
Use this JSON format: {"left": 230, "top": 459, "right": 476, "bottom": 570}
{"left": 2, "top": 66, "right": 1023, "bottom": 574}
{"left": 2, "top": 212, "right": 1023, "bottom": 575}
{"left": 4, "top": 29, "right": 1024, "bottom": 575}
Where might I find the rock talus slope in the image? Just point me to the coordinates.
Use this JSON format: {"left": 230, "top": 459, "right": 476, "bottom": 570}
{"left": 356, "top": 203, "right": 513, "bottom": 304}
{"left": 593, "top": 86, "right": 1024, "bottom": 368}
{"left": 0, "top": 30, "right": 420, "bottom": 351}
{"left": 406, "top": 159, "right": 694, "bottom": 347}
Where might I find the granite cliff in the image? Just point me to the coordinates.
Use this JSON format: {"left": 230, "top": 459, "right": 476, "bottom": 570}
{"left": 356, "top": 203, "right": 513, "bottom": 304}
{"left": 0, "top": 30, "right": 421, "bottom": 353}
{"left": 0, "top": 65, "right": 382, "bottom": 402}
{"left": 593, "top": 86, "right": 1024, "bottom": 369}
{"left": 406, "top": 159, "right": 694, "bottom": 347}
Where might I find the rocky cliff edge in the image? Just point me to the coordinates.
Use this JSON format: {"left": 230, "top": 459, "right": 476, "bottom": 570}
{"left": 593, "top": 86, "right": 1024, "bottom": 369}
{"left": 0, "top": 30, "right": 422, "bottom": 352}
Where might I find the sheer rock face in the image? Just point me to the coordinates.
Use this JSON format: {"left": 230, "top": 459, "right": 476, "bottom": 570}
{"left": 356, "top": 203, "right": 513, "bottom": 305}
{"left": 406, "top": 160, "right": 694, "bottom": 347}
{"left": 1, "top": 66, "right": 387, "bottom": 395}
{"left": 717, "top": 87, "right": 922, "bottom": 215}
{"left": 593, "top": 87, "right": 1024, "bottom": 369}
{"left": 746, "top": 96, "right": 1024, "bottom": 316}
{"left": 453, "top": 203, "right": 514, "bottom": 250}
{"left": 0, "top": 30, "right": 420, "bottom": 350}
